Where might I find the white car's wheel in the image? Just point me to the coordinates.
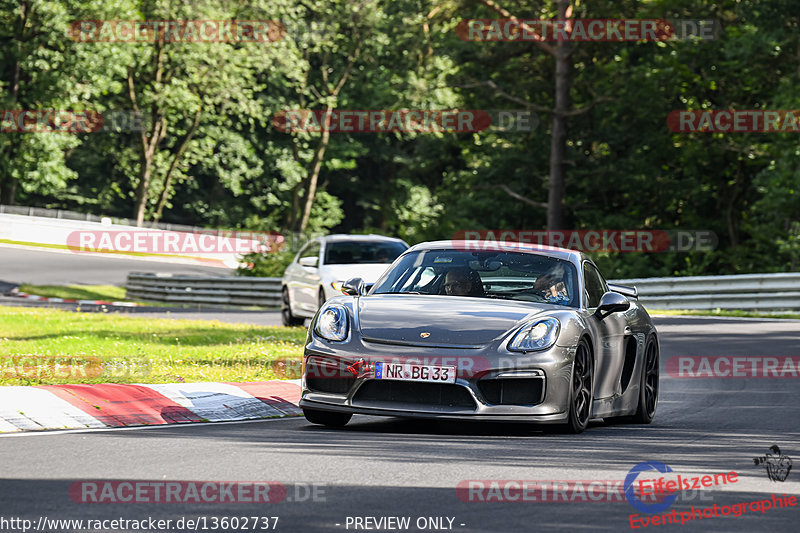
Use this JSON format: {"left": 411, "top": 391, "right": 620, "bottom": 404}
{"left": 281, "top": 287, "right": 304, "bottom": 327}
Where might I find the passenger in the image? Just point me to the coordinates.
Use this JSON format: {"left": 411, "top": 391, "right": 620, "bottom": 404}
{"left": 534, "top": 266, "right": 569, "bottom": 303}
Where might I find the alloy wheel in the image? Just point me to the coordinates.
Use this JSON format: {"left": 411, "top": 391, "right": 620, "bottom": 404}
{"left": 644, "top": 341, "right": 659, "bottom": 417}
{"left": 572, "top": 343, "right": 593, "bottom": 426}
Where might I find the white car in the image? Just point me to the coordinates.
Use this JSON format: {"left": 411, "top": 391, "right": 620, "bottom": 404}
{"left": 280, "top": 234, "right": 408, "bottom": 326}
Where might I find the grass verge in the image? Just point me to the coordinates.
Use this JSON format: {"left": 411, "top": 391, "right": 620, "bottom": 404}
{"left": 16, "top": 284, "right": 227, "bottom": 309}
{"left": 0, "top": 305, "right": 305, "bottom": 385}
{"left": 19, "top": 284, "right": 128, "bottom": 302}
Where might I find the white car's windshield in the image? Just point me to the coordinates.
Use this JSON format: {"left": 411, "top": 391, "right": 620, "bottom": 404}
{"left": 324, "top": 241, "right": 407, "bottom": 265}
{"left": 371, "top": 249, "right": 579, "bottom": 306}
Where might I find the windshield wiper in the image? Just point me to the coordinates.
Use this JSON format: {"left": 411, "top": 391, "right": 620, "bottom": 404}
{"left": 376, "top": 291, "right": 422, "bottom": 295}
{"left": 482, "top": 293, "right": 516, "bottom": 300}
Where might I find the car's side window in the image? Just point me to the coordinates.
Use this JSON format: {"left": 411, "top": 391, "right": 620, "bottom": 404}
{"left": 583, "top": 263, "right": 607, "bottom": 308}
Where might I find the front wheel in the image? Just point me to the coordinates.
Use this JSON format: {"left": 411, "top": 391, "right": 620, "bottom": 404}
{"left": 303, "top": 408, "right": 352, "bottom": 427}
{"left": 281, "top": 287, "right": 305, "bottom": 327}
{"left": 563, "top": 339, "right": 593, "bottom": 434}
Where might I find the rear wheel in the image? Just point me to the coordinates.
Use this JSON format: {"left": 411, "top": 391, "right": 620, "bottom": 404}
{"left": 605, "top": 336, "right": 659, "bottom": 425}
{"left": 632, "top": 337, "right": 659, "bottom": 423}
{"left": 563, "top": 339, "right": 593, "bottom": 434}
{"left": 281, "top": 287, "right": 304, "bottom": 327}
{"left": 318, "top": 288, "right": 326, "bottom": 311}
{"left": 303, "top": 408, "right": 352, "bottom": 427}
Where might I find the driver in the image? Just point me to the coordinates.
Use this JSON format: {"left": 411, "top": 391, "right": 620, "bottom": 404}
{"left": 443, "top": 267, "right": 474, "bottom": 296}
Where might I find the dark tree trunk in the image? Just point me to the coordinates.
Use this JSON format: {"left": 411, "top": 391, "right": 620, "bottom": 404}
{"left": 547, "top": 0, "right": 572, "bottom": 231}
{"left": 0, "top": 177, "right": 18, "bottom": 205}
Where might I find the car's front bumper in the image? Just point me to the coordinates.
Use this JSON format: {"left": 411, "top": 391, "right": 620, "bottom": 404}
{"left": 299, "top": 339, "right": 577, "bottom": 423}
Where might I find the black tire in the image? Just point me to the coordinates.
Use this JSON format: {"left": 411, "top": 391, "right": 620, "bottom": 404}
{"left": 631, "top": 336, "right": 659, "bottom": 423}
{"left": 605, "top": 336, "right": 659, "bottom": 425}
{"left": 303, "top": 408, "right": 352, "bottom": 427}
{"left": 563, "top": 339, "right": 593, "bottom": 434}
{"left": 318, "top": 288, "right": 326, "bottom": 311}
{"left": 281, "top": 287, "right": 304, "bottom": 327}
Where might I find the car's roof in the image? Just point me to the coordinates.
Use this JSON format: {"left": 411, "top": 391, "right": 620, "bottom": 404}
{"left": 407, "top": 240, "right": 586, "bottom": 264}
{"left": 314, "top": 234, "right": 408, "bottom": 244}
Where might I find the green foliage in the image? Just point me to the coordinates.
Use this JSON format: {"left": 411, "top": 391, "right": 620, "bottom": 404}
{"left": 237, "top": 251, "right": 295, "bottom": 278}
{"left": 2, "top": 0, "right": 799, "bottom": 277}
{"left": 0, "top": 305, "right": 305, "bottom": 385}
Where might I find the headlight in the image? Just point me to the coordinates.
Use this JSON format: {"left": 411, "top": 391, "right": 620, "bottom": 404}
{"left": 331, "top": 281, "right": 344, "bottom": 292}
{"left": 508, "top": 318, "right": 560, "bottom": 352}
{"left": 314, "top": 304, "right": 349, "bottom": 341}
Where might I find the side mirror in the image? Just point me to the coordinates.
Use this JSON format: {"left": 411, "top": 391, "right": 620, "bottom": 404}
{"left": 341, "top": 277, "right": 365, "bottom": 296}
{"left": 299, "top": 256, "right": 318, "bottom": 268}
{"left": 595, "top": 291, "right": 630, "bottom": 320}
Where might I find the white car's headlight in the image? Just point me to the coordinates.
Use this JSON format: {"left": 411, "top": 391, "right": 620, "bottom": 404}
{"left": 315, "top": 304, "right": 349, "bottom": 342}
{"left": 508, "top": 318, "right": 560, "bottom": 352}
{"left": 331, "top": 281, "right": 344, "bottom": 292}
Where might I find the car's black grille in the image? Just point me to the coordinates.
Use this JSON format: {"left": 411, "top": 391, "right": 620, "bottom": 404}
{"left": 353, "top": 380, "right": 477, "bottom": 409}
{"left": 478, "top": 378, "right": 544, "bottom": 405}
{"left": 305, "top": 357, "right": 355, "bottom": 394}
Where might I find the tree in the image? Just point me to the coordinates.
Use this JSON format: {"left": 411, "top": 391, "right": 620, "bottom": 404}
{"left": 0, "top": 0, "right": 107, "bottom": 205}
{"left": 109, "top": 0, "right": 303, "bottom": 226}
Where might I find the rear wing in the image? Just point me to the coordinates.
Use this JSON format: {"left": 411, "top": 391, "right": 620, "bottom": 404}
{"left": 608, "top": 283, "right": 638, "bottom": 299}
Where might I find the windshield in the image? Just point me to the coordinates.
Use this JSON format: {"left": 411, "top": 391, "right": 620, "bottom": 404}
{"left": 371, "top": 249, "right": 579, "bottom": 306}
{"left": 323, "top": 240, "right": 407, "bottom": 265}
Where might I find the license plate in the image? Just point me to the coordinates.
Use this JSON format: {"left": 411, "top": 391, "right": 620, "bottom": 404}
{"left": 374, "top": 362, "right": 456, "bottom": 383}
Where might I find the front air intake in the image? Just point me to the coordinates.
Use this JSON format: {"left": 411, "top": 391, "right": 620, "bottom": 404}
{"left": 478, "top": 378, "right": 545, "bottom": 405}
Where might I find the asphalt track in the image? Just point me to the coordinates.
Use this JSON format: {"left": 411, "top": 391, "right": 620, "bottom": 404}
{"left": 1, "top": 317, "right": 798, "bottom": 533}
{"left": 0, "top": 296, "right": 281, "bottom": 325}
{"left": 0, "top": 245, "right": 230, "bottom": 285}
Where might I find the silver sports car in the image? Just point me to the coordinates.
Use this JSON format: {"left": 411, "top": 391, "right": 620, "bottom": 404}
{"left": 299, "top": 240, "right": 659, "bottom": 433}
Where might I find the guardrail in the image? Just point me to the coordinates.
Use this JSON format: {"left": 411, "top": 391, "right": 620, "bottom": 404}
{"left": 125, "top": 273, "right": 282, "bottom": 307}
{"left": 126, "top": 271, "right": 800, "bottom": 311}
{"left": 611, "top": 272, "right": 800, "bottom": 311}
{"left": 0, "top": 203, "right": 198, "bottom": 232}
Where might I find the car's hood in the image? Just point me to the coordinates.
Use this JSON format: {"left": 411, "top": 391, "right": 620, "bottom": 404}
{"left": 319, "top": 264, "right": 392, "bottom": 284}
{"left": 356, "top": 294, "right": 550, "bottom": 347}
